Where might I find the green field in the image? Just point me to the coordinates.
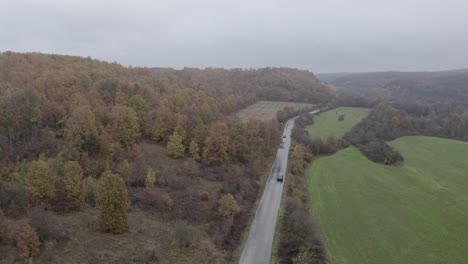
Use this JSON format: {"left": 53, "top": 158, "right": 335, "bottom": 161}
{"left": 306, "top": 107, "right": 370, "bottom": 140}
{"left": 307, "top": 136, "right": 468, "bottom": 264}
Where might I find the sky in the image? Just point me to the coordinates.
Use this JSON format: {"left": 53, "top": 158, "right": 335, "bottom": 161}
{"left": 1, "top": 0, "right": 467, "bottom": 73}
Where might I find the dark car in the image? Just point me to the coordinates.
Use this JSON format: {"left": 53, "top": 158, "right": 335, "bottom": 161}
{"left": 282, "top": 135, "right": 286, "bottom": 138}
{"left": 277, "top": 174, "right": 284, "bottom": 182}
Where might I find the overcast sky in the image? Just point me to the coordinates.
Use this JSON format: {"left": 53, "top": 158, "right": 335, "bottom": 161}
{"left": 1, "top": 0, "right": 467, "bottom": 73}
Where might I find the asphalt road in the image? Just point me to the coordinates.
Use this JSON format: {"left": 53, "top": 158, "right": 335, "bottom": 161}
{"left": 239, "top": 118, "right": 296, "bottom": 264}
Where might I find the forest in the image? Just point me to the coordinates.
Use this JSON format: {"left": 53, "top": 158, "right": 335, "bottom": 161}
{"left": 318, "top": 69, "right": 468, "bottom": 104}
{"left": 0, "top": 52, "right": 336, "bottom": 263}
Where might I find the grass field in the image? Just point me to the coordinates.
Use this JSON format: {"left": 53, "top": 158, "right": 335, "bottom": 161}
{"left": 306, "top": 107, "right": 370, "bottom": 140}
{"left": 307, "top": 136, "right": 468, "bottom": 264}
{"left": 233, "top": 101, "right": 313, "bottom": 122}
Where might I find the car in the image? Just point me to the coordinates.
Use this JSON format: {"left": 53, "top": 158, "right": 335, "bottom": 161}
{"left": 277, "top": 174, "right": 284, "bottom": 182}
{"left": 282, "top": 135, "right": 286, "bottom": 138}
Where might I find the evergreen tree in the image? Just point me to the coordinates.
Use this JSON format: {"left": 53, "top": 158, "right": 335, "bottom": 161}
{"left": 108, "top": 105, "right": 140, "bottom": 149}
{"left": 95, "top": 171, "right": 129, "bottom": 234}
{"left": 64, "top": 161, "right": 86, "bottom": 210}
{"left": 167, "top": 131, "right": 185, "bottom": 158}
{"left": 145, "top": 167, "right": 156, "bottom": 188}
{"left": 64, "top": 105, "right": 98, "bottom": 152}
{"left": 27, "top": 159, "right": 56, "bottom": 207}
{"left": 16, "top": 223, "right": 40, "bottom": 264}
{"left": 189, "top": 139, "right": 201, "bottom": 161}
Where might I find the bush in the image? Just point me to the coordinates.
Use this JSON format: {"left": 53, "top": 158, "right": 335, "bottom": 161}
{"left": 137, "top": 188, "right": 173, "bottom": 210}
{"left": 144, "top": 167, "right": 156, "bottom": 188}
{"left": 95, "top": 171, "right": 129, "bottom": 234}
{"left": 338, "top": 114, "right": 345, "bottom": 121}
{"left": 16, "top": 223, "right": 40, "bottom": 263}
{"left": 0, "top": 183, "right": 28, "bottom": 218}
{"left": 218, "top": 194, "right": 240, "bottom": 219}
{"left": 200, "top": 191, "right": 210, "bottom": 202}
{"left": 84, "top": 177, "right": 97, "bottom": 207}
{"left": 175, "top": 220, "right": 192, "bottom": 247}
{"left": 49, "top": 180, "right": 78, "bottom": 211}
{"left": 29, "top": 207, "right": 67, "bottom": 242}
{"left": 357, "top": 140, "right": 404, "bottom": 165}
{"left": 0, "top": 211, "right": 9, "bottom": 245}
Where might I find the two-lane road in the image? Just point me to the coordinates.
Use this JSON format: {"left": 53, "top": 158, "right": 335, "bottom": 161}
{"left": 239, "top": 118, "right": 296, "bottom": 264}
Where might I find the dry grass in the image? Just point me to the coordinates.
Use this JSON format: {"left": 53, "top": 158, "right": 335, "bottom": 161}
{"left": 233, "top": 101, "right": 314, "bottom": 122}
{"left": 1, "top": 209, "right": 224, "bottom": 264}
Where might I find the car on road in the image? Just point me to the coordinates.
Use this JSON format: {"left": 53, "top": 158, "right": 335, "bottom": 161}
{"left": 277, "top": 174, "right": 284, "bottom": 182}
{"left": 282, "top": 135, "right": 286, "bottom": 138}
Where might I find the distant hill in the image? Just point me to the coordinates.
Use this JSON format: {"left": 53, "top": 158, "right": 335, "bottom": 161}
{"left": 317, "top": 69, "right": 468, "bottom": 104}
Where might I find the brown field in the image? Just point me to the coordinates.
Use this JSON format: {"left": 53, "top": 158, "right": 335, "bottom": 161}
{"left": 234, "top": 101, "right": 314, "bottom": 122}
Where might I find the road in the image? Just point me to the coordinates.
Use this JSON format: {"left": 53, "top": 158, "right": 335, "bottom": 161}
{"left": 239, "top": 118, "right": 296, "bottom": 264}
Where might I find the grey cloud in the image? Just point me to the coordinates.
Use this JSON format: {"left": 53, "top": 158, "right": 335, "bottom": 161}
{"left": 0, "top": 0, "right": 467, "bottom": 72}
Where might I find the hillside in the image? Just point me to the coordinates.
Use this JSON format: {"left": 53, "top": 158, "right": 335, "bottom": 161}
{"left": 0, "top": 52, "right": 336, "bottom": 263}
{"left": 317, "top": 69, "right": 468, "bottom": 104}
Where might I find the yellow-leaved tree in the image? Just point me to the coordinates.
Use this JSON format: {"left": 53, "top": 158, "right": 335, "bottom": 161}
{"left": 95, "top": 170, "right": 129, "bottom": 234}
{"left": 27, "top": 159, "right": 56, "bottom": 207}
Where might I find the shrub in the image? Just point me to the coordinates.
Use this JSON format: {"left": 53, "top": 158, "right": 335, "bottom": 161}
{"left": 0, "top": 183, "right": 28, "bottom": 218}
{"left": 200, "top": 191, "right": 210, "bottom": 202}
{"left": 218, "top": 194, "right": 240, "bottom": 219}
{"left": 175, "top": 220, "right": 192, "bottom": 247}
{"left": 16, "top": 223, "right": 40, "bottom": 263}
{"left": 29, "top": 207, "right": 67, "bottom": 242}
{"left": 137, "top": 188, "right": 173, "bottom": 210}
{"left": 49, "top": 180, "right": 78, "bottom": 211}
{"left": 144, "top": 167, "right": 156, "bottom": 188}
{"left": 84, "top": 177, "right": 97, "bottom": 207}
{"left": 338, "top": 114, "right": 345, "bottom": 121}
{"left": 95, "top": 170, "right": 129, "bottom": 234}
{"left": 0, "top": 211, "right": 9, "bottom": 245}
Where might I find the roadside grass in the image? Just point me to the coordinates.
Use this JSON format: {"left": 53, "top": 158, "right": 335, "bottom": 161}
{"left": 307, "top": 136, "right": 468, "bottom": 264}
{"left": 306, "top": 107, "right": 370, "bottom": 140}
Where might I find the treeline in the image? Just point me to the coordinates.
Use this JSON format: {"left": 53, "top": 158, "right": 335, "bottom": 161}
{"left": 344, "top": 101, "right": 468, "bottom": 164}
{"left": 320, "top": 69, "right": 468, "bottom": 104}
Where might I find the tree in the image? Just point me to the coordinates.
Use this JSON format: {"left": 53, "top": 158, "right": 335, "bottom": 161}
{"left": 191, "top": 122, "right": 207, "bottom": 147}
{"left": 202, "top": 122, "right": 230, "bottom": 163}
{"left": 16, "top": 223, "right": 40, "bottom": 263}
{"left": 95, "top": 171, "right": 129, "bottom": 234}
{"left": 64, "top": 105, "right": 98, "bottom": 153}
{"left": 129, "top": 94, "right": 148, "bottom": 126}
{"left": 27, "top": 159, "right": 56, "bottom": 207}
{"left": 108, "top": 105, "right": 140, "bottom": 149}
{"left": 189, "top": 139, "right": 201, "bottom": 161}
{"left": 64, "top": 161, "right": 86, "bottom": 210}
{"left": 145, "top": 167, "right": 156, "bottom": 188}
{"left": 218, "top": 194, "right": 240, "bottom": 219}
{"left": 151, "top": 117, "right": 165, "bottom": 143}
{"left": 166, "top": 131, "right": 185, "bottom": 158}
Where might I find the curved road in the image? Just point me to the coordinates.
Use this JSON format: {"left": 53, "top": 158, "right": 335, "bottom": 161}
{"left": 239, "top": 118, "right": 296, "bottom": 264}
